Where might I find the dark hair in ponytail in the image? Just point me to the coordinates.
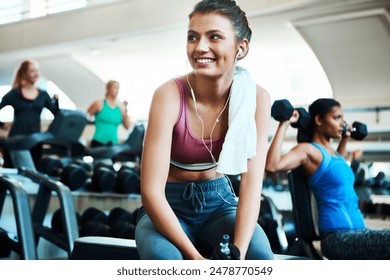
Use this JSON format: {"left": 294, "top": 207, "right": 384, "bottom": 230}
{"left": 297, "top": 98, "right": 341, "bottom": 143}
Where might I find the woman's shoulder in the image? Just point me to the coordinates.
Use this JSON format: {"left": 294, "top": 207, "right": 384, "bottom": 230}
{"left": 254, "top": 84, "right": 271, "bottom": 108}
{"left": 297, "top": 142, "right": 323, "bottom": 162}
{"left": 87, "top": 99, "right": 104, "bottom": 114}
{"left": 255, "top": 84, "right": 270, "bottom": 98}
{"left": 4, "top": 87, "right": 19, "bottom": 96}
{"left": 90, "top": 99, "right": 104, "bottom": 106}
{"left": 149, "top": 78, "right": 182, "bottom": 122}
{"left": 35, "top": 88, "right": 49, "bottom": 96}
{"left": 153, "top": 78, "right": 182, "bottom": 101}
{"left": 1, "top": 88, "right": 19, "bottom": 103}
{"left": 37, "top": 88, "right": 48, "bottom": 94}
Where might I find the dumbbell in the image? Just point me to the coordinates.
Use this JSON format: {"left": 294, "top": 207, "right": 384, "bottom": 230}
{"left": 115, "top": 165, "right": 140, "bottom": 194}
{"left": 210, "top": 234, "right": 240, "bottom": 260}
{"left": 86, "top": 162, "right": 117, "bottom": 192}
{"left": 79, "top": 207, "right": 110, "bottom": 237}
{"left": 51, "top": 208, "right": 81, "bottom": 234}
{"left": 72, "top": 158, "right": 94, "bottom": 175}
{"left": 271, "top": 99, "right": 310, "bottom": 129}
{"left": 108, "top": 207, "right": 136, "bottom": 239}
{"left": 343, "top": 121, "right": 368, "bottom": 140}
{"left": 38, "top": 156, "right": 88, "bottom": 190}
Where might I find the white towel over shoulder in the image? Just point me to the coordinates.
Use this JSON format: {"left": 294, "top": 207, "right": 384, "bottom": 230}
{"left": 217, "top": 66, "right": 257, "bottom": 175}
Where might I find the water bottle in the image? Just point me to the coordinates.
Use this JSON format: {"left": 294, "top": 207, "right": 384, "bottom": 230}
{"left": 211, "top": 234, "right": 240, "bottom": 260}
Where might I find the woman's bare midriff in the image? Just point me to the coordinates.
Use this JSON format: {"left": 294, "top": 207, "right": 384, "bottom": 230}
{"left": 167, "top": 165, "right": 225, "bottom": 183}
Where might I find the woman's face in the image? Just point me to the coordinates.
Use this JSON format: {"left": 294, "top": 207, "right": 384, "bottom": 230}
{"left": 24, "top": 62, "right": 40, "bottom": 84}
{"left": 187, "top": 12, "right": 238, "bottom": 78}
{"left": 318, "top": 106, "right": 345, "bottom": 139}
{"left": 107, "top": 82, "right": 119, "bottom": 97}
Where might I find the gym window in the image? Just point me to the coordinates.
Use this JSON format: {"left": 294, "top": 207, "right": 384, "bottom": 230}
{"left": 0, "top": 0, "right": 87, "bottom": 25}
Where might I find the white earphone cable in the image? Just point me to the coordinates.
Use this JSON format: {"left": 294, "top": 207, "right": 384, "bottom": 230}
{"left": 186, "top": 73, "right": 231, "bottom": 164}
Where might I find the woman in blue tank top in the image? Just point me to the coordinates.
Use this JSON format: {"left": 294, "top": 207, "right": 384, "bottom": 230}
{"left": 266, "top": 98, "right": 390, "bottom": 259}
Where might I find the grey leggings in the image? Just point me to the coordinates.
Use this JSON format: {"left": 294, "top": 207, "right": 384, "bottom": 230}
{"left": 321, "top": 228, "right": 390, "bottom": 259}
{"left": 135, "top": 176, "right": 274, "bottom": 260}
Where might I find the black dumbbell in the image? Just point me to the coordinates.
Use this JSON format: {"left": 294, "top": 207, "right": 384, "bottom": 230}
{"left": 108, "top": 207, "right": 137, "bottom": 239}
{"left": 38, "top": 157, "right": 88, "bottom": 190}
{"left": 210, "top": 234, "right": 240, "bottom": 260}
{"left": 108, "top": 207, "right": 135, "bottom": 225}
{"left": 271, "top": 99, "right": 310, "bottom": 129}
{"left": 115, "top": 165, "right": 140, "bottom": 194}
{"left": 343, "top": 121, "right": 368, "bottom": 140}
{"left": 38, "top": 156, "right": 63, "bottom": 176}
{"left": 81, "top": 207, "right": 109, "bottom": 225}
{"left": 72, "top": 158, "right": 93, "bottom": 175}
{"left": 87, "top": 163, "right": 117, "bottom": 192}
{"left": 80, "top": 207, "right": 110, "bottom": 237}
{"left": 51, "top": 208, "right": 81, "bottom": 234}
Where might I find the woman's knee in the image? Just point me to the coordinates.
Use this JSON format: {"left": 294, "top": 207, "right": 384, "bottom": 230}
{"left": 137, "top": 238, "right": 183, "bottom": 260}
{"left": 135, "top": 214, "right": 183, "bottom": 260}
{"left": 246, "top": 224, "right": 274, "bottom": 260}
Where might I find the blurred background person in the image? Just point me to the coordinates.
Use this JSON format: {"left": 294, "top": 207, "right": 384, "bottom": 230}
{"left": 87, "top": 80, "right": 131, "bottom": 148}
{"left": 0, "top": 59, "right": 60, "bottom": 167}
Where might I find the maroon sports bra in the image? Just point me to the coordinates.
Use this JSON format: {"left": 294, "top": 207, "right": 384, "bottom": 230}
{"left": 170, "top": 79, "right": 227, "bottom": 170}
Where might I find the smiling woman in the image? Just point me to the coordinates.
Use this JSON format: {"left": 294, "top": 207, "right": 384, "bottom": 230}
{"left": 135, "top": 0, "right": 274, "bottom": 260}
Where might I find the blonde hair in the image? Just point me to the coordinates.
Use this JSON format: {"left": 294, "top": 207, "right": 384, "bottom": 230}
{"left": 12, "top": 59, "right": 38, "bottom": 89}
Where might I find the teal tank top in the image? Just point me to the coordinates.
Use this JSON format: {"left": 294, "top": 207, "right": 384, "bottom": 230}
{"left": 308, "top": 143, "right": 365, "bottom": 233}
{"left": 92, "top": 100, "right": 122, "bottom": 145}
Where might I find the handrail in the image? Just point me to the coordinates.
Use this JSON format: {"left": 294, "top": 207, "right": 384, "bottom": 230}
{"left": 0, "top": 176, "right": 38, "bottom": 259}
{"left": 18, "top": 167, "right": 79, "bottom": 256}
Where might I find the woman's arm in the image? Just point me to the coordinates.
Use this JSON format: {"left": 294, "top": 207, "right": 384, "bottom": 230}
{"left": 44, "top": 90, "right": 60, "bottom": 115}
{"left": 265, "top": 109, "right": 309, "bottom": 173}
{"left": 233, "top": 85, "right": 270, "bottom": 259}
{"left": 87, "top": 100, "right": 103, "bottom": 119}
{"left": 140, "top": 80, "right": 204, "bottom": 260}
{"left": 337, "top": 124, "right": 351, "bottom": 158}
{"left": 0, "top": 90, "right": 12, "bottom": 111}
{"left": 118, "top": 101, "right": 132, "bottom": 130}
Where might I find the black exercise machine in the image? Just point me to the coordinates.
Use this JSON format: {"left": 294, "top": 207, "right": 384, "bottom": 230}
{"left": 287, "top": 166, "right": 324, "bottom": 259}
{"left": 87, "top": 122, "right": 145, "bottom": 163}
{"left": 0, "top": 175, "right": 37, "bottom": 259}
{"left": 18, "top": 167, "right": 79, "bottom": 258}
{"left": 3, "top": 109, "right": 88, "bottom": 169}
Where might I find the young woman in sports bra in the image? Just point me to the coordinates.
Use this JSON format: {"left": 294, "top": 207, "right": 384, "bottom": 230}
{"left": 135, "top": 0, "right": 273, "bottom": 260}
{"left": 266, "top": 98, "right": 390, "bottom": 259}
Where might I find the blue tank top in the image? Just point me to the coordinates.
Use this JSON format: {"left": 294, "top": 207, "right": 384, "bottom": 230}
{"left": 308, "top": 143, "right": 365, "bottom": 233}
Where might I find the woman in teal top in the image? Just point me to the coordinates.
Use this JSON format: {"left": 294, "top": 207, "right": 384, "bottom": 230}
{"left": 266, "top": 98, "right": 390, "bottom": 259}
{"left": 87, "top": 80, "right": 131, "bottom": 147}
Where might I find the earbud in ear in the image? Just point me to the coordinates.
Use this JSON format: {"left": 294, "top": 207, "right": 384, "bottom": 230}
{"left": 236, "top": 48, "right": 242, "bottom": 59}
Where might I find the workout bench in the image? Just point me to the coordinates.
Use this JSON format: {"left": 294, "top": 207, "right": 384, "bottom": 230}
{"left": 287, "top": 166, "right": 324, "bottom": 259}
{"left": 71, "top": 236, "right": 307, "bottom": 260}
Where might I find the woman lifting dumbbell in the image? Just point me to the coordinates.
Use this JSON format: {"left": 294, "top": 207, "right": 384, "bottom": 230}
{"left": 266, "top": 98, "right": 390, "bottom": 259}
{"left": 135, "top": 0, "right": 274, "bottom": 260}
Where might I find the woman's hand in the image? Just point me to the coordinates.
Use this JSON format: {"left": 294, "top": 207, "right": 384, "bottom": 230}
{"left": 342, "top": 122, "right": 352, "bottom": 139}
{"left": 289, "top": 109, "right": 300, "bottom": 125}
